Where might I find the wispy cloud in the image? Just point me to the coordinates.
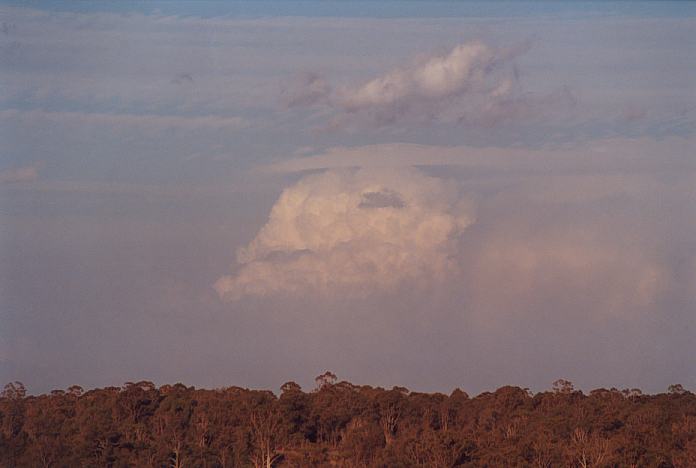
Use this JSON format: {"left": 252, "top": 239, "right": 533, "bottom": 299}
{"left": 0, "top": 109, "right": 249, "bottom": 132}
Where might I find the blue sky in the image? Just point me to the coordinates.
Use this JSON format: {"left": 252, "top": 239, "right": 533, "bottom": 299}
{"left": 1, "top": 1, "right": 695, "bottom": 395}
{"left": 9, "top": 1, "right": 696, "bottom": 18}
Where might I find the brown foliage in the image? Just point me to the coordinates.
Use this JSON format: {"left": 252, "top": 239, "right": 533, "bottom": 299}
{"left": 0, "top": 378, "right": 694, "bottom": 467}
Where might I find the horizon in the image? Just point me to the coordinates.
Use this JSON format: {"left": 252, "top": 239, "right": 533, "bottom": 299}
{"left": 4, "top": 375, "right": 689, "bottom": 399}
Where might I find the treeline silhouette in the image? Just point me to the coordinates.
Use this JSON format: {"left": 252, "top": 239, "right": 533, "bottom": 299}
{"left": 1, "top": 373, "right": 695, "bottom": 467}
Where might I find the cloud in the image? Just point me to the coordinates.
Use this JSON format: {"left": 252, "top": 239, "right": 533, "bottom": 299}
{"left": 230, "top": 135, "right": 696, "bottom": 309}
{"left": 461, "top": 221, "right": 670, "bottom": 323}
{"left": 264, "top": 135, "right": 695, "bottom": 174}
{"left": 0, "top": 109, "right": 248, "bottom": 132}
{"left": 0, "top": 164, "right": 40, "bottom": 184}
{"left": 337, "top": 41, "right": 521, "bottom": 109}
{"left": 171, "top": 73, "right": 194, "bottom": 85}
{"left": 3, "top": 5, "right": 691, "bottom": 145}
{"left": 286, "top": 40, "right": 571, "bottom": 128}
{"left": 214, "top": 168, "right": 474, "bottom": 300}
{"left": 282, "top": 72, "right": 331, "bottom": 108}
{"left": 448, "top": 162, "right": 696, "bottom": 325}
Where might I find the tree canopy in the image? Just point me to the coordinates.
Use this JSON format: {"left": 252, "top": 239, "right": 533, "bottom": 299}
{"left": 1, "top": 378, "right": 695, "bottom": 467}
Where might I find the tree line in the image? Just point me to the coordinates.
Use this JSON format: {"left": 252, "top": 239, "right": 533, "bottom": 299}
{"left": 1, "top": 373, "right": 695, "bottom": 467}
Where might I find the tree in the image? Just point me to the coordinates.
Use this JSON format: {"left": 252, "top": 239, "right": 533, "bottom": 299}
{"left": 250, "top": 406, "right": 284, "bottom": 468}
{"left": 314, "top": 371, "right": 337, "bottom": 390}
{"left": 2, "top": 381, "right": 27, "bottom": 399}
{"left": 376, "top": 390, "right": 404, "bottom": 446}
{"left": 672, "top": 415, "right": 696, "bottom": 468}
{"left": 531, "top": 439, "right": 554, "bottom": 468}
{"left": 622, "top": 388, "right": 642, "bottom": 399}
{"left": 552, "top": 379, "right": 575, "bottom": 394}
{"left": 669, "top": 384, "right": 688, "bottom": 395}
{"left": 570, "top": 427, "right": 611, "bottom": 468}
{"left": 67, "top": 385, "right": 83, "bottom": 397}
{"left": 280, "top": 381, "right": 301, "bottom": 394}
{"left": 2, "top": 378, "right": 696, "bottom": 466}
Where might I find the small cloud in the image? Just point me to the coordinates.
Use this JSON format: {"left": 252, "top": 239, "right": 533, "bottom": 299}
{"left": 283, "top": 72, "right": 331, "bottom": 107}
{"left": 292, "top": 146, "right": 317, "bottom": 156}
{"left": 2, "top": 22, "right": 17, "bottom": 36}
{"left": 0, "top": 164, "right": 40, "bottom": 184}
{"left": 172, "top": 73, "right": 194, "bottom": 85}
{"left": 619, "top": 105, "right": 647, "bottom": 122}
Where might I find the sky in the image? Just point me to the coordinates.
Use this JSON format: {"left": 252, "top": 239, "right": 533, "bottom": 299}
{"left": 0, "top": 1, "right": 695, "bottom": 396}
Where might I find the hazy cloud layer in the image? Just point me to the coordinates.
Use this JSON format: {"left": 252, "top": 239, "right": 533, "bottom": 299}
{"left": 215, "top": 168, "right": 474, "bottom": 299}
{"left": 461, "top": 215, "right": 671, "bottom": 323}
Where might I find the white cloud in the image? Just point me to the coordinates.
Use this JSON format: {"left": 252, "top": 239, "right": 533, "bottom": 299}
{"left": 338, "top": 41, "right": 505, "bottom": 109}
{"left": 214, "top": 168, "right": 474, "bottom": 300}
{"left": 285, "top": 40, "right": 573, "bottom": 128}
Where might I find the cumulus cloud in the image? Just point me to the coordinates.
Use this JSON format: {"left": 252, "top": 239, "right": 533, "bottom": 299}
{"left": 286, "top": 40, "right": 570, "bottom": 128}
{"left": 214, "top": 168, "right": 474, "bottom": 300}
{"left": 339, "top": 41, "right": 502, "bottom": 108}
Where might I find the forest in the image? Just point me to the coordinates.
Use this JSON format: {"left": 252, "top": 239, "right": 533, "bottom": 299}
{"left": 1, "top": 374, "right": 695, "bottom": 467}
